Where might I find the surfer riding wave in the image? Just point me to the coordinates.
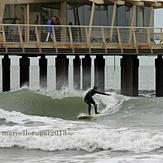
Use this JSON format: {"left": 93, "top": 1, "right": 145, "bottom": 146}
{"left": 84, "top": 86, "right": 110, "bottom": 115}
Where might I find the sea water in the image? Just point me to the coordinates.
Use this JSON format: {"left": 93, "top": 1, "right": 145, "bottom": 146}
{"left": 0, "top": 66, "right": 163, "bottom": 163}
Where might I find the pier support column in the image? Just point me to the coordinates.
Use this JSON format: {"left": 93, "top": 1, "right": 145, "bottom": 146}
{"left": 0, "top": 2, "right": 5, "bottom": 24}
{"left": 29, "top": 57, "right": 40, "bottom": 90}
{"left": 83, "top": 55, "right": 91, "bottom": 90}
{"left": 155, "top": 55, "right": 163, "bottom": 97}
{"left": 90, "top": 55, "right": 96, "bottom": 88}
{"left": 79, "top": 55, "right": 85, "bottom": 90}
{"left": 56, "top": 55, "right": 68, "bottom": 90}
{"left": 95, "top": 55, "right": 104, "bottom": 91}
{"left": 0, "top": 56, "right": 3, "bottom": 92}
{"left": 46, "top": 56, "right": 57, "bottom": 92}
{"left": 67, "top": 55, "right": 75, "bottom": 91}
{"left": 20, "top": 56, "right": 29, "bottom": 87}
{"left": 74, "top": 56, "right": 80, "bottom": 90}
{"left": 61, "top": 1, "right": 67, "bottom": 25}
{"left": 39, "top": 56, "right": 47, "bottom": 88}
{"left": 2, "top": 55, "right": 10, "bottom": 91}
{"left": 10, "top": 56, "right": 21, "bottom": 90}
{"left": 103, "top": 56, "right": 110, "bottom": 91}
{"left": 121, "top": 55, "right": 139, "bottom": 96}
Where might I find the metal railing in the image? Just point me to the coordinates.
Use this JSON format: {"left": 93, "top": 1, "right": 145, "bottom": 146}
{"left": 0, "top": 24, "right": 163, "bottom": 53}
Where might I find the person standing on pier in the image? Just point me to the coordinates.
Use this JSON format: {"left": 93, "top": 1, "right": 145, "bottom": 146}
{"left": 84, "top": 86, "right": 110, "bottom": 115}
{"left": 45, "top": 16, "right": 56, "bottom": 42}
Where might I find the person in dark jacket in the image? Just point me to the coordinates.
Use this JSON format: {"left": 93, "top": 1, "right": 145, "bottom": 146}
{"left": 84, "top": 86, "right": 110, "bottom": 115}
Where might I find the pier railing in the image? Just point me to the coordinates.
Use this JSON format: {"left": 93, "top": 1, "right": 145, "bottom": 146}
{"left": 0, "top": 24, "right": 163, "bottom": 54}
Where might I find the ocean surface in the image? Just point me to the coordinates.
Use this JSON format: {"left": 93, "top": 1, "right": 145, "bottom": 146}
{"left": 1, "top": 66, "right": 163, "bottom": 163}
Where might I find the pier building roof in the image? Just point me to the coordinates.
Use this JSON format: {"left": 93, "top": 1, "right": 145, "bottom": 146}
{"left": 3, "top": 0, "right": 163, "bottom": 8}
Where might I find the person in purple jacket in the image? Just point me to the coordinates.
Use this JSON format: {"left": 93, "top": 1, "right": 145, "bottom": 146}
{"left": 45, "top": 16, "right": 56, "bottom": 42}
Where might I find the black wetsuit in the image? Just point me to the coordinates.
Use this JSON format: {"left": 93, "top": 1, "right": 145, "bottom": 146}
{"left": 84, "top": 89, "right": 108, "bottom": 115}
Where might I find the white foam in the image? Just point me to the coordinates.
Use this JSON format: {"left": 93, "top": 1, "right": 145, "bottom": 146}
{"left": 7, "top": 86, "right": 85, "bottom": 99}
{"left": 35, "top": 87, "right": 85, "bottom": 99}
{"left": 0, "top": 121, "right": 163, "bottom": 153}
{"left": 0, "top": 108, "right": 85, "bottom": 128}
{"left": 95, "top": 92, "right": 131, "bottom": 115}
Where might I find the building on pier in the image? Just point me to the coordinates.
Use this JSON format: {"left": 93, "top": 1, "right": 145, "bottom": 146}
{"left": 2, "top": 0, "right": 153, "bottom": 27}
{"left": 0, "top": 0, "right": 163, "bottom": 96}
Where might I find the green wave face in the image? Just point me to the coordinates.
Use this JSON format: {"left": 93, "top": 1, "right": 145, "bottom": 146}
{"left": 0, "top": 90, "right": 87, "bottom": 120}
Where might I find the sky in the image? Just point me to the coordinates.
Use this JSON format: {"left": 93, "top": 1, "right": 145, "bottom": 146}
{"left": 154, "top": 9, "right": 163, "bottom": 28}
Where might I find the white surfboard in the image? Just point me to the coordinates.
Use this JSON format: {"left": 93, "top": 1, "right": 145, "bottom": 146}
{"left": 77, "top": 113, "right": 100, "bottom": 120}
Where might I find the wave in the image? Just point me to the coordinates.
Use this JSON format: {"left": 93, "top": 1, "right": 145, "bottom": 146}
{"left": 0, "top": 99, "right": 162, "bottom": 153}
{"left": 0, "top": 88, "right": 123, "bottom": 120}
{"left": 0, "top": 89, "right": 87, "bottom": 120}
{"left": 0, "top": 88, "right": 162, "bottom": 120}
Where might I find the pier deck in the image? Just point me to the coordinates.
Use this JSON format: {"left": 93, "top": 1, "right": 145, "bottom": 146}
{"left": 0, "top": 24, "right": 163, "bottom": 55}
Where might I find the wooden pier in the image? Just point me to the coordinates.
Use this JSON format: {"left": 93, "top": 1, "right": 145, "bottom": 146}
{"left": 0, "top": 24, "right": 163, "bottom": 55}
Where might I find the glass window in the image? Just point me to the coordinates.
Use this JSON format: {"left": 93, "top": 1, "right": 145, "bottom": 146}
{"left": 117, "top": 6, "right": 128, "bottom": 26}
{"left": 136, "top": 7, "right": 144, "bottom": 27}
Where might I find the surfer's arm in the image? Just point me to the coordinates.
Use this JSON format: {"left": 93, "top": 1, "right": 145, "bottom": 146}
{"left": 96, "top": 91, "right": 110, "bottom": 96}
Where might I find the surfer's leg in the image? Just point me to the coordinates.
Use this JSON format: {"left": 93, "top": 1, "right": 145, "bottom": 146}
{"left": 84, "top": 98, "right": 92, "bottom": 115}
{"left": 94, "top": 103, "right": 100, "bottom": 114}
{"left": 88, "top": 104, "right": 91, "bottom": 115}
{"left": 91, "top": 99, "right": 99, "bottom": 114}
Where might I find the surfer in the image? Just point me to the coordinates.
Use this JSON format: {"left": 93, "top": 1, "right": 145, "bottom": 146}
{"left": 84, "top": 86, "right": 110, "bottom": 115}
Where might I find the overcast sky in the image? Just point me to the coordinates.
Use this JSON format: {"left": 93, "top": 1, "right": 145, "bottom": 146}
{"left": 154, "top": 9, "right": 163, "bottom": 27}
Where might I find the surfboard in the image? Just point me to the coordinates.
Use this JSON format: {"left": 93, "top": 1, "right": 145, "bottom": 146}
{"left": 77, "top": 115, "right": 94, "bottom": 120}
{"left": 77, "top": 113, "right": 100, "bottom": 120}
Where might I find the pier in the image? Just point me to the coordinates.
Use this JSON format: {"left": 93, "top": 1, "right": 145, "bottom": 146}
{"left": 0, "top": 0, "right": 163, "bottom": 96}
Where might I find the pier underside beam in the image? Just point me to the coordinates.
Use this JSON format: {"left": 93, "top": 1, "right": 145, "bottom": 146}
{"left": 155, "top": 55, "right": 163, "bottom": 97}
{"left": 121, "top": 55, "right": 139, "bottom": 96}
